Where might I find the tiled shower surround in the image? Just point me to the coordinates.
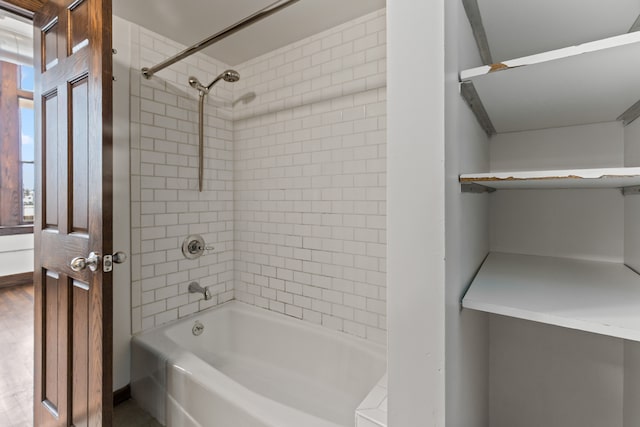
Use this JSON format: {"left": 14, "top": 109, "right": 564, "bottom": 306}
{"left": 129, "top": 28, "right": 236, "bottom": 333}
{"left": 130, "top": 9, "right": 387, "bottom": 344}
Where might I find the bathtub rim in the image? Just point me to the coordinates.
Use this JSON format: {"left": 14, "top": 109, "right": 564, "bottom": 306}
{"left": 131, "top": 299, "right": 387, "bottom": 359}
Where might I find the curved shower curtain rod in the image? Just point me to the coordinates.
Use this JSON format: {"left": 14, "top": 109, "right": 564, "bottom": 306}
{"left": 141, "top": 0, "right": 301, "bottom": 79}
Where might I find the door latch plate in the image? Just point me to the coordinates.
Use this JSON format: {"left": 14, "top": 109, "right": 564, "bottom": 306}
{"left": 103, "top": 254, "right": 113, "bottom": 272}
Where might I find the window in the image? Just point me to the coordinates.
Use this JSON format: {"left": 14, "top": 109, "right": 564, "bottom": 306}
{"left": 19, "top": 65, "right": 35, "bottom": 223}
{"left": 0, "top": 60, "right": 34, "bottom": 235}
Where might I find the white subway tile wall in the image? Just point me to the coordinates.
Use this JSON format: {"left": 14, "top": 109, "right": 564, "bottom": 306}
{"left": 130, "top": 24, "right": 235, "bottom": 333}
{"left": 232, "top": 10, "right": 387, "bottom": 123}
{"left": 129, "top": 8, "right": 386, "bottom": 343}
{"left": 233, "top": 9, "right": 387, "bottom": 344}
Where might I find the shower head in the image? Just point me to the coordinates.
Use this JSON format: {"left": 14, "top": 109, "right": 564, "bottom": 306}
{"left": 221, "top": 69, "right": 240, "bottom": 83}
{"left": 205, "top": 69, "right": 240, "bottom": 91}
{"left": 189, "top": 69, "right": 241, "bottom": 95}
{"left": 188, "top": 76, "right": 202, "bottom": 90}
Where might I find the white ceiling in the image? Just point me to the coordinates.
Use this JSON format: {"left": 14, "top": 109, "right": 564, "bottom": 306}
{"left": 113, "top": 0, "right": 385, "bottom": 66}
{"left": 478, "top": 0, "right": 640, "bottom": 62}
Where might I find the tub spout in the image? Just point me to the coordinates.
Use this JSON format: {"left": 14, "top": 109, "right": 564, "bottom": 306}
{"left": 188, "top": 281, "right": 212, "bottom": 300}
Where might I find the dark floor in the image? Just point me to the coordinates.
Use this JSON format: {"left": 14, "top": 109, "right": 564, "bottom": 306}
{"left": 114, "top": 399, "right": 162, "bottom": 427}
{"left": 0, "top": 284, "right": 161, "bottom": 427}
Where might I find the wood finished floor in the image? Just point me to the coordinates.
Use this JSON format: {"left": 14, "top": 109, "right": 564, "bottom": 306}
{"left": 0, "top": 284, "right": 34, "bottom": 427}
{"left": 0, "top": 284, "right": 161, "bottom": 427}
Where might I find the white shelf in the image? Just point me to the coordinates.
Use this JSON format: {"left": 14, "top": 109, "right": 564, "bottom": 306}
{"left": 459, "top": 32, "right": 640, "bottom": 133}
{"left": 462, "top": 252, "right": 640, "bottom": 341}
{"left": 460, "top": 167, "right": 640, "bottom": 190}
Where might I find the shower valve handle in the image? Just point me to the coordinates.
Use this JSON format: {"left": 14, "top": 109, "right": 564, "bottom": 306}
{"left": 182, "top": 235, "right": 213, "bottom": 259}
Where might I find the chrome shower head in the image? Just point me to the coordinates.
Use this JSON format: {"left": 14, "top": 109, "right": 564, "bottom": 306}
{"left": 205, "top": 69, "right": 240, "bottom": 91}
{"left": 188, "top": 76, "right": 203, "bottom": 89}
{"left": 189, "top": 70, "right": 240, "bottom": 94}
{"left": 189, "top": 70, "right": 240, "bottom": 95}
{"left": 221, "top": 69, "right": 240, "bottom": 82}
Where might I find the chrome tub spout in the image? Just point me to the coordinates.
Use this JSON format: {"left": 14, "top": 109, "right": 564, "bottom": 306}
{"left": 188, "top": 281, "right": 212, "bottom": 300}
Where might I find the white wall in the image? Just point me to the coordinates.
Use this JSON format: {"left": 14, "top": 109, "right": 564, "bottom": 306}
{"left": 0, "top": 234, "right": 33, "bottom": 276}
{"left": 624, "top": 117, "right": 640, "bottom": 427}
{"left": 624, "top": 340, "right": 640, "bottom": 427}
{"left": 387, "top": 1, "right": 446, "bottom": 425}
{"left": 490, "top": 188, "right": 624, "bottom": 262}
{"left": 490, "top": 122, "right": 624, "bottom": 172}
{"left": 444, "top": 0, "right": 491, "bottom": 425}
{"left": 490, "top": 316, "right": 624, "bottom": 427}
{"left": 112, "top": 15, "right": 133, "bottom": 391}
{"left": 233, "top": 9, "right": 387, "bottom": 343}
{"left": 127, "top": 23, "right": 235, "bottom": 334}
{"left": 624, "top": 118, "right": 640, "bottom": 272}
{"left": 624, "top": 116, "right": 640, "bottom": 168}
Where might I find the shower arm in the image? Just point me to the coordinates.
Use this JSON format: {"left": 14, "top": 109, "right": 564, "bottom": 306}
{"left": 141, "top": 0, "right": 301, "bottom": 79}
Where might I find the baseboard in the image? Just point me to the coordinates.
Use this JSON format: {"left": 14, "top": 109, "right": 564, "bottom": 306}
{"left": 0, "top": 272, "right": 32, "bottom": 289}
{"left": 113, "top": 384, "right": 131, "bottom": 407}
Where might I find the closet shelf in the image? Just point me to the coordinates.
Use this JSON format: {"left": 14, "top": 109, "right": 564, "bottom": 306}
{"left": 459, "top": 167, "right": 640, "bottom": 190}
{"left": 462, "top": 252, "right": 640, "bottom": 341}
{"left": 459, "top": 32, "right": 640, "bottom": 133}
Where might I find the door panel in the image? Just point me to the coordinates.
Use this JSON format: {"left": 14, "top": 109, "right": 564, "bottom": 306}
{"left": 43, "top": 270, "right": 66, "bottom": 420}
{"left": 68, "top": 0, "right": 89, "bottom": 54}
{"left": 42, "top": 18, "right": 59, "bottom": 71}
{"left": 32, "top": 0, "right": 113, "bottom": 425}
{"left": 71, "top": 279, "right": 90, "bottom": 427}
{"left": 43, "top": 91, "right": 58, "bottom": 229}
{"left": 71, "top": 77, "right": 89, "bottom": 233}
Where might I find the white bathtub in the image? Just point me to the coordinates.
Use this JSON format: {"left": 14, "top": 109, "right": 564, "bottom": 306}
{"left": 131, "top": 301, "right": 386, "bottom": 427}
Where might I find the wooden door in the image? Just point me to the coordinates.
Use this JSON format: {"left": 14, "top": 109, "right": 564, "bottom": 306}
{"left": 32, "top": 0, "right": 113, "bottom": 425}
